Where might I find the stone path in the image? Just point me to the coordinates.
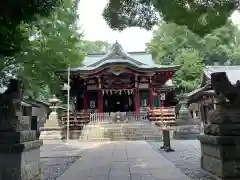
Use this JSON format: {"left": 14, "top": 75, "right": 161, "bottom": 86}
{"left": 41, "top": 140, "right": 110, "bottom": 179}
{"left": 57, "top": 141, "right": 190, "bottom": 180}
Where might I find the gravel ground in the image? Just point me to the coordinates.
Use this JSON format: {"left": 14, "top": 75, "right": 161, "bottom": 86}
{"left": 40, "top": 143, "right": 82, "bottom": 180}
{"left": 41, "top": 156, "right": 80, "bottom": 180}
{"left": 148, "top": 140, "right": 218, "bottom": 180}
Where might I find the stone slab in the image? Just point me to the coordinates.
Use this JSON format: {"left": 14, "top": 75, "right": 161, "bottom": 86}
{"left": 204, "top": 124, "right": 240, "bottom": 136}
{"left": 198, "top": 134, "right": 240, "bottom": 145}
{"left": 0, "top": 131, "right": 37, "bottom": 144}
{"left": 0, "top": 140, "right": 42, "bottom": 152}
{"left": 40, "top": 130, "right": 62, "bottom": 140}
{"left": 201, "top": 143, "right": 240, "bottom": 159}
{"left": 200, "top": 134, "right": 240, "bottom": 179}
{"left": 57, "top": 141, "right": 190, "bottom": 180}
{"left": 210, "top": 108, "right": 240, "bottom": 124}
{"left": 201, "top": 153, "right": 240, "bottom": 179}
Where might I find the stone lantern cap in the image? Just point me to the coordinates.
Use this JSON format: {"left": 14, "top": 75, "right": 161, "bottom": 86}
{"left": 48, "top": 95, "right": 59, "bottom": 104}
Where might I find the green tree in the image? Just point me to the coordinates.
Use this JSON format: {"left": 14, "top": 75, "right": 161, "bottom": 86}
{"left": 12, "top": 0, "right": 84, "bottom": 99}
{"left": 147, "top": 22, "right": 200, "bottom": 65}
{"left": 103, "top": 0, "right": 239, "bottom": 36}
{"left": 80, "top": 40, "right": 111, "bottom": 53}
{"left": 147, "top": 21, "right": 240, "bottom": 92}
{"left": 173, "top": 49, "right": 204, "bottom": 92}
{"left": 200, "top": 21, "right": 238, "bottom": 65}
{"left": 0, "top": 0, "right": 62, "bottom": 57}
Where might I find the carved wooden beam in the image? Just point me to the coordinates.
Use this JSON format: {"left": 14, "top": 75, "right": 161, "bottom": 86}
{"left": 211, "top": 72, "right": 240, "bottom": 103}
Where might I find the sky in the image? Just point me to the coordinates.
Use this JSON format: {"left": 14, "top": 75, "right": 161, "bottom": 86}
{"left": 78, "top": 0, "right": 240, "bottom": 52}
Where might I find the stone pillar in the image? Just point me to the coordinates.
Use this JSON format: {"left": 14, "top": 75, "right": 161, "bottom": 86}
{"left": 0, "top": 88, "right": 43, "bottom": 179}
{"left": 198, "top": 103, "right": 240, "bottom": 179}
{"left": 0, "top": 131, "right": 43, "bottom": 180}
{"left": 40, "top": 95, "right": 62, "bottom": 140}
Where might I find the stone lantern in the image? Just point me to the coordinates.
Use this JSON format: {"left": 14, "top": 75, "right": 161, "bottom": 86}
{"left": 49, "top": 94, "right": 59, "bottom": 116}
{"left": 178, "top": 99, "right": 191, "bottom": 121}
{"left": 40, "top": 95, "right": 62, "bottom": 140}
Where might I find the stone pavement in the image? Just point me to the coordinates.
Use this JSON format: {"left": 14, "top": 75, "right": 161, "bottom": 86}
{"left": 57, "top": 141, "right": 191, "bottom": 180}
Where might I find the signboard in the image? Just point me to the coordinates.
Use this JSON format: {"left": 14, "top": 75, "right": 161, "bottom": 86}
{"left": 89, "top": 100, "right": 95, "bottom": 109}
{"left": 160, "top": 93, "right": 165, "bottom": 101}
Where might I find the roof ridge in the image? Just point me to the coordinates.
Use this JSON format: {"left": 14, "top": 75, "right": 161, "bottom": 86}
{"left": 87, "top": 42, "right": 146, "bottom": 67}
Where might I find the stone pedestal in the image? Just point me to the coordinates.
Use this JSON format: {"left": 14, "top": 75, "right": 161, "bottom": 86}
{"left": 173, "top": 125, "right": 200, "bottom": 140}
{"left": 160, "top": 129, "right": 174, "bottom": 152}
{"left": 40, "top": 112, "right": 62, "bottom": 140}
{"left": 178, "top": 105, "right": 191, "bottom": 121}
{"left": 199, "top": 104, "right": 240, "bottom": 179}
{"left": 0, "top": 130, "right": 43, "bottom": 180}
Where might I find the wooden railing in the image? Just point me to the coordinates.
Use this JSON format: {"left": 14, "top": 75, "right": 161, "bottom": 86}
{"left": 60, "top": 111, "right": 90, "bottom": 130}
{"left": 60, "top": 111, "right": 139, "bottom": 128}
{"left": 89, "top": 112, "right": 111, "bottom": 124}
{"left": 147, "top": 107, "right": 176, "bottom": 126}
{"left": 89, "top": 112, "right": 136, "bottom": 124}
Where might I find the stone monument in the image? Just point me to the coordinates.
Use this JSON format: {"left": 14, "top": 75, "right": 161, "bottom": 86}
{"left": 198, "top": 72, "right": 240, "bottom": 179}
{"left": 0, "top": 79, "right": 43, "bottom": 180}
{"left": 40, "top": 95, "right": 62, "bottom": 140}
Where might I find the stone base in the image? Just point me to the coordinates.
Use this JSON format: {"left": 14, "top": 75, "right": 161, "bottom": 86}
{"left": 0, "top": 131, "right": 43, "bottom": 180}
{"left": 173, "top": 125, "right": 200, "bottom": 140}
{"left": 199, "top": 134, "right": 240, "bottom": 179}
{"left": 40, "top": 127, "right": 62, "bottom": 140}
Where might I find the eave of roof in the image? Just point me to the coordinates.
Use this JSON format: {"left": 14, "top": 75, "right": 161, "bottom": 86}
{"left": 186, "top": 84, "right": 213, "bottom": 105}
{"left": 68, "top": 61, "right": 180, "bottom": 75}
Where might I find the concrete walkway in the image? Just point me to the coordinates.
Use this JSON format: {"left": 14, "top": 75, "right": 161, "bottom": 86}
{"left": 57, "top": 141, "right": 190, "bottom": 180}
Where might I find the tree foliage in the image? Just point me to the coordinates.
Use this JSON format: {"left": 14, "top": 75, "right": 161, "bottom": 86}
{"left": 147, "top": 21, "right": 240, "bottom": 92}
{"left": 9, "top": 0, "right": 84, "bottom": 99}
{"left": 173, "top": 49, "right": 204, "bottom": 92}
{"left": 103, "top": 0, "right": 240, "bottom": 36}
{"left": 0, "top": 0, "right": 62, "bottom": 57}
{"left": 80, "top": 40, "right": 111, "bottom": 53}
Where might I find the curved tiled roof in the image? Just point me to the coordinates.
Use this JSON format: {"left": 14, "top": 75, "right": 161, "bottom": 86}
{"left": 69, "top": 42, "right": 179, "bottom": 73}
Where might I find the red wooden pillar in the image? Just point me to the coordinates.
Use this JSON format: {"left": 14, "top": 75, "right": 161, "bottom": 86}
{"left": 134, "top": 76, "right": 140, "bottom": 120}
{"left": 134, "top": 87, "right": 140, "bottom": 120}
{"left": 98, "top": 90, "right": 103, "bottom": 113}
{"left": 148, "top": 77, "right": 153, "bottom": 109}
{"left": 97, "top": 77, "right": 103, "bottom": 114}
{"left": 83, "top": 90, "right": 88, "bottom": 112}
{"left": 158, "top": 92, "right": 162, "bottom": 108}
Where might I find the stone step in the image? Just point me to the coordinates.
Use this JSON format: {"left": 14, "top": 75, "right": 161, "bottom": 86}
{"left": 77, "top": 136, "right": 162, "bottom": 141}
{"left": 67, "top": 122, "right": 164, "bottom": 141}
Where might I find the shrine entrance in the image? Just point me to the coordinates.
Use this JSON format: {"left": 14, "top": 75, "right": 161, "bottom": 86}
{"left": 103, "top": 91, "right": 134, "bottom": 112}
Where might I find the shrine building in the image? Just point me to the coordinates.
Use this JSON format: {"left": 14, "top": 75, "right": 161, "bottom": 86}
{"left": 60, "top": 42, "right": 180, "bottom": 120}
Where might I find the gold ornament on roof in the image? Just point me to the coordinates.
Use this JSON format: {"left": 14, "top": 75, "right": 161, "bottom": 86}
{"left": 111, "top": 65, "right": 125, "bottom": 71}
{"left": 79, "top": 74, "right": 88, "bottom": 79}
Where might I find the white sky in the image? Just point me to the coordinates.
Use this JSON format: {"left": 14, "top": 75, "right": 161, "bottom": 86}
{"left": 78, "top": 0, "right": 240, "bottom": 52}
